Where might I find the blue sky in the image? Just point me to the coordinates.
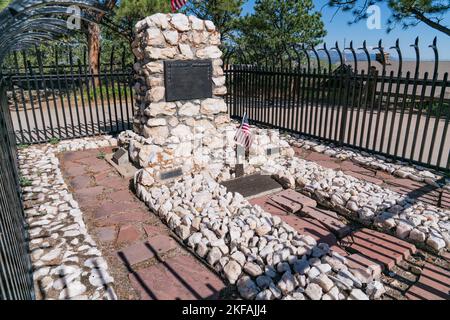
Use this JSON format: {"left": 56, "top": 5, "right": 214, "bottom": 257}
{"left": 242, "top": 0, "right": 450, "bottom": 60}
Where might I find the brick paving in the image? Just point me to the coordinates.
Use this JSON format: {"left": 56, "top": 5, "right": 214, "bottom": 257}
{"left": 249, "top": 190, "right": 450, "bottom": 300}
{"left": 59, "top": 148, "right": 226, "bottom": 300}
{"left": 294, "top": 148, "right": 449, "bottom": 210}
{"left": 249, "top": 192, "right": 348, "bottom": 256}
{"left": 59, "top": 147, "right": 449, "bottom": 300}
{"left": 405, "top": 262, "right": 450, "bottom": 300}
{"left": 340, "top": 228, "right": 417, "bottom": 271}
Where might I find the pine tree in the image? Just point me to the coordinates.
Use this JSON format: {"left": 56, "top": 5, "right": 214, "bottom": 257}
{"left": 328, "top": 0, "right": 450, "bottom": 36}
{"left": 183, "top": 0, "right": 245, "bottom": 43}
{"left": 236, "top": 0, "right": 326, "bottom": 64}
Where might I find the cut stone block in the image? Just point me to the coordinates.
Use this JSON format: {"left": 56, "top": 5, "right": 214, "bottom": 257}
{"left": 346, "top": 253, "right": 383, "bottom": 280}
{"left": 269, "top": 189, "right": 317, "bottom": 213}
{"left": 117, "top": 235, "right": 177, "bottom": 266}
{"left": 221, "top": 174, "right": 282, "bottom": 199}
{"left": 340, "top": 228, "right": 416, "bottom": 270}
{"left": 406, "top": 263, "right": 450, "bottom": 300}
{"left": 301, "top": 206, "right": 351, "bottom": 238}
{"left": 129, "top": 254, "right": 225, "bottom": 300}
{"left": 112, "top": 147, "right": 129, "bottom": 166}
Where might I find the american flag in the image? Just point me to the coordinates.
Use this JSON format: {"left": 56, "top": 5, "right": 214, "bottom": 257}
{"left": 171, "top": 0, "right": 188, "bottom": 12}
{"left": 234, "top": 113, "right": 253, "bottom": 149}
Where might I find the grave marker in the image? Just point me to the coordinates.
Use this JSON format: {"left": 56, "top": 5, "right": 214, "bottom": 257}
{"left": 112, "top": 148, "right": 129, "bottom": 166}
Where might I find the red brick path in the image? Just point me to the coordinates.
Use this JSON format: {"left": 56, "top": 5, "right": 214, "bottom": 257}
{"left": 60, "top": 148, "right": 225, "bottom": 300}
{"left": 406, "top": 262, "right": 450, "bottom": 300}
{"left": 294, "top": 147, "right": 449, "bottom": 210}
{"left": 340, "top": 228, "right": 417, "bottom": 271}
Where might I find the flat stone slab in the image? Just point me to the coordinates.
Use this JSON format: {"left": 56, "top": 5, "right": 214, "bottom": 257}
{"left": 129, "top": 254, "right": 226, "bottom": 300}
{"left": 106, "top": 153, "right": 138, "bottom": 179}
{"left": 281, "top": 215, "right": 338, "bottom": 248}
{"left": 340, "top": 228, "right": 417, "bottom": 270}
{"left": 220, "top": 174, "right": 282, "bottom": 199}
{"left": 346, "top": 253, "right": 383, "bottom": 280}
{"left": 249, "top": 193, "right": 348, "bottom": 256}
{"left": 268, "top": 189, "right": 316, "bottom": 213}
{"left": 249, "top": 195, "right": 289, "bottom": 216}
{"left": 406, "top": 262, "right": 450, "bottom": 300}
{"left": 117, "top": 235, "right": 178, "bottom": 266}
{"left": 301, "top": 206, "right": 352, "bottom": 239}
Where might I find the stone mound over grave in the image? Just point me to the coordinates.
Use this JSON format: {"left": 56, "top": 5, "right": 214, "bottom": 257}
{"left": 134, "top": 171, "right": 385, "bottom": 300}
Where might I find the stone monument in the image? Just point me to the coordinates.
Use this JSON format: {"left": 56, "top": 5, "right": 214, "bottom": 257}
{"left": 119, "top": 13, "right": 294, "bottom": 184}
{"left": 123, "top": 13, "right": 231, "bottom": 179}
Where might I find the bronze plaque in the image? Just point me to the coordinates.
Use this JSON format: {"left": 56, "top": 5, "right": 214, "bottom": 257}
{"left": 164, "top": 60, "right": 212, "bottom": 101}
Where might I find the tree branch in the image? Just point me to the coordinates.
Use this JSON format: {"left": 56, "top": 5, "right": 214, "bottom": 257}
{"left": 410, "top": 8, "right": 450, "bottom": 36}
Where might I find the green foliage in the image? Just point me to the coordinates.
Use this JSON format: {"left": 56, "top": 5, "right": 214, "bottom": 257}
{"left": 183, "top": 0, "right": 245, "bottom": 43}
{"left": 115, "top": 0, "right": 171, "bottom": 23}
{"left": 236, "top": 0, "right": 326, "bottom": 65}
{"left": 17, "top": 144, "right": 29, "bottom": 150}
{"left": 19, "top": 176, "right": 32, "bottom": 188}
{"left": 87, "top": 83, "right": 129, "bottom": 101}
{"left": 97, "top": 151, "right": 106, "bottom": 160}
{"left": 328, "top": 0, "right": 450, "bottom": 36}
{"left": 0, "top": 0, "right": 11, "bottom": 11}
{"left": 49, "top": 137, "right": 60, "bottom": 145}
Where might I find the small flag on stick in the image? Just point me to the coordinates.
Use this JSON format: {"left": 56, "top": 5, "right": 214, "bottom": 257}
{"left": 171, "top": 0, "right": 188, "bottom": 12}
{"left": 234, "top": 113, "right": 253, "bottom": 149}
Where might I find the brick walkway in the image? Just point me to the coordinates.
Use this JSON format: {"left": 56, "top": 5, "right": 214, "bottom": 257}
{"left": 250, "top": 189, "right": 450, "bottom": 300}
{"left": 59, "top": 147, "right": 449, "bottom": 300}
{"left": 59, "top": 148, "right": 225, "bottom": 300}
{"left": 294, "top": 148, "right": 450, "bottom": 210}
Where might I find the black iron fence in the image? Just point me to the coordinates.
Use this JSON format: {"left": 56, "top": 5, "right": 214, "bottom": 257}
{"left": 0, "top": 77, "right": 34, "bottom": 299}
{"left": 225, "top": 38, "right": 450, "bottom": 172}
{"left": 2, "top": 45, "right": 134, "bottom": 145}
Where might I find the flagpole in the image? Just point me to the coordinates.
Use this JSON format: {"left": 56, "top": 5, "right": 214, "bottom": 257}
{"left": 241, "top": 112, "right": 247, "bottom": 126}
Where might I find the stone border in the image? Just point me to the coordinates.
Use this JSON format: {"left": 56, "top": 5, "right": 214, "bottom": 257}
{"left": 261, "top": 155, "right": 450, "bottom": 254}
{"left": 285, "top": 134, "right": 449, "bottom": 190}
{"left": 19, "top": 136, "right": 118, "bottom": 300}
{"left": 134, "top": 170, "right": 386, "bottom": 300}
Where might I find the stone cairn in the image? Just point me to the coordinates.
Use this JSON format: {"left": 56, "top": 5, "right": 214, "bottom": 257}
{"left": 120, "top": 13, "right": 292, "bottom": 181}
{"left": 125, "top": 13, "right": 229, "bottom": 177}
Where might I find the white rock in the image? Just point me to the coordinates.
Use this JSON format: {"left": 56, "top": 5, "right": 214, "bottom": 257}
{"left": 244, "top": 262, "right": 263, "bottom": 277}
{"left": 366, "top": 281, "right": 385, "bottom": 299}
{"left": 223, "top": 260, "right": 242, "bottom": 284}
{"left": 206, "top": 247, "right": 222, "bottom": 266}
{"left": 231, "top": 251, "right": 246, "bottom": 266}
{"left": 189, "top": 16, "right": 204, "bottom": 30}
{"left": 426, "top": 235, "right": 446, "bottom": 251}
{"left": 41, "top": 248, "right": 61, "bottom": 261}
{"left": 409, "top": 228, "right": 426, "bottom": 243}
{"left": 349, "top": 288, "right": 369, "bottom": 300}
{"left": 314, "top": 274, "right": 334, "bottom": 292}
{"left": 59, "top": 281, "right": 86, "bottom": 299}
{"left": 196, "top": 46, "right": 222, "bottom": 59}
{"left": 200, "top": 98, "right": 227, "bottom": 115}
{"left": 204, "top": 20, "right": 216, "bottom": 31}
{"left": 305, "top": 283, "right": 323, "bottom": 300}
{"left": 237, "top": 276, "right": 259, "bottom": 299}
{"left": 170, "top": 13, "right": 190, "bottom": 31}
{"left": 162, "top": 30, "right": 178, "bottom": 45}
{"left": 175, "top": 225, "right": 191, "bottom": 240}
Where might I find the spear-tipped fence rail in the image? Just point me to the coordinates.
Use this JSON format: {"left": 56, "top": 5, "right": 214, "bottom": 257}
{"left": 0, "top": 0, "right": 109, "bottom": 300}
{"left": 3, "top": 45, "right": 134, "bottom": 144}
{"left": 224, "top": 37, "right": 450, "bottom": 173}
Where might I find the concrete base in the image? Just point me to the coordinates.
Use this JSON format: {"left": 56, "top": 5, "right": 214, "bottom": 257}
{"left": 106, "top": 153, "right": 139, "bottom": 178}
